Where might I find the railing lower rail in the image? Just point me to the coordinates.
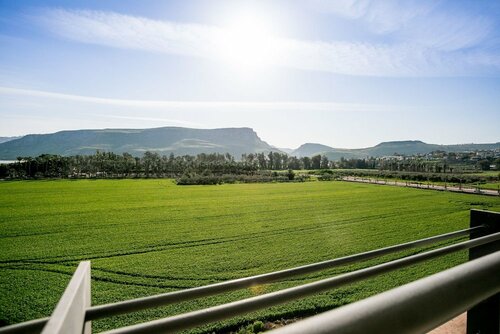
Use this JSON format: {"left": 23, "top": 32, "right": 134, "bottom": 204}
{"left": 0, "top": 209, "right": 498, "bottom": 334}
{"left": 87, "top": 225, "right": 479, "bottom": 321}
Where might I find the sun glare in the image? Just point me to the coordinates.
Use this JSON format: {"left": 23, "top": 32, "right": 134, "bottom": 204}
{"left": 215, "top": 13, "right": 280, "bottom": 73}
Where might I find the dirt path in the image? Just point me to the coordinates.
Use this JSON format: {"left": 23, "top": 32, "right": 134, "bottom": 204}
{"left": 428, "top": 313, "right": 466, "bottom": 333}
{"left": 342, "top": 176, "right": 499, "bottom": 197}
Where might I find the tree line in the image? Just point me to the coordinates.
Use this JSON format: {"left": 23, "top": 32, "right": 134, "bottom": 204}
{"left": 1, "top": 150, "right": 497, "bottom": 183}
{"left": 0, "top": 151, "right": 325, "bottom": 181}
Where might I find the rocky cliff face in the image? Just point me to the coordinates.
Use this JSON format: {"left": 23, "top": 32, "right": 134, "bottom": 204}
{"left": 0, "top": 127, "right": 278, "bottom": 159}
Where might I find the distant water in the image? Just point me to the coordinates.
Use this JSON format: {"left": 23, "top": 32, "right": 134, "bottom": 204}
{"left": 0, "top": 160, "right": 16, "bottom": 164}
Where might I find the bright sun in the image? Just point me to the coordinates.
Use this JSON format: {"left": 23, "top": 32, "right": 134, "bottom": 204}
{"left": 215, "top": 13, "right": 280, "bottom": 73}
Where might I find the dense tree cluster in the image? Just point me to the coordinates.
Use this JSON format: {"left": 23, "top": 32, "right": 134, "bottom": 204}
{"left": 0, "top": 152, "right": 244, "bottom": 179}
{"left": 0, "top": 151, "right": 318, "bottom": 182}
{"left": 1, "top": 149, "right": 498, "bottom": 185}
{"left": 240, "top": 152, "right": 331, "bottom": 170}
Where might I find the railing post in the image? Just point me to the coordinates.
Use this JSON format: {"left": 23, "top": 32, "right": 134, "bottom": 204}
{"left": 468, "top": 209, "right": 500, "bottom": 334}
{"left": 41, "top": 261, "right": 91, "bottom": 334}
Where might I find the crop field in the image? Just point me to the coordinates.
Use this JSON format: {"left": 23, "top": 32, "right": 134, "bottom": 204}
{"left": 1, "top": 180, "right": 499, "bottom": 332}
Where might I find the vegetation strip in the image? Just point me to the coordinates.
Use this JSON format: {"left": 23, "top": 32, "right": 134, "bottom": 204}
{"left": 2, "top": 180, "right": 499, "bottom": 332}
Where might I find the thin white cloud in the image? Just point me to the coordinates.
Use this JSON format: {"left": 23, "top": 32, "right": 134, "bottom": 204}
{"left": 103, "top": 115, "right": 204, "bottom": 127}
{"left": 323, "top": 0, "right": 493, "bottom": 54}
{"left": 315, "top": 0, "right": 434, "bottom": 34}
{"left": 396, "top": 9, "right": 492, "bottom": 52}
{"left": 320, "top": 0, "right": 437, "bottom": 34}
{"left": 318, "top": 0, "right": 493, "bottom": 50}
{"left": 32, "top": 8, "right": 500, "bottom": 77}
{"left": 37, "top": 9, "right": 221, "bottom": 59}
{"left": 0, "top": 86, "right": 418, "bottom": 113}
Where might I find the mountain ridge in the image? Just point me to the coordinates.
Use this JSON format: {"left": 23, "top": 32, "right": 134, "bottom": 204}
{"left": 0, "top": 127, "right": 279, "bottom": 159}
{"left": 292, "top": 140, "right": 500, "bottom": 160}
{"left": 0, "top": 136, "right": 21, "bottom": 144}
{"left": 0, "top": 127, "right": 498, "bottom": 160}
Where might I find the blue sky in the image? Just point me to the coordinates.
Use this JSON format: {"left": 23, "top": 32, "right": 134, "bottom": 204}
{"left": 0, "top": 0, "right": 499, "bottom": 148}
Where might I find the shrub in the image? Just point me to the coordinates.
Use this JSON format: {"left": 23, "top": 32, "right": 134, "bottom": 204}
{"left": 236, "top": 320, "right": 266, "bottom": 334}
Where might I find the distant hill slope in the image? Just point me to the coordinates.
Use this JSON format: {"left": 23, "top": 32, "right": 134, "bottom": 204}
{"left": 0, "top": 127, "right": 277, "bottom": 159}
{"left": 0, "top": 136, "right": 21, "bottom": 144}
{"left": 294, "top": 140, "right": 500, "bottom": 160}
{"left": 291, "top": 143, "right": 335, "bottom": 157}
{"left": 1, "top": 127, "right": 498, "bottom": 160}
{"left": 276, "top": 147, "right": 294, "bottom": 154}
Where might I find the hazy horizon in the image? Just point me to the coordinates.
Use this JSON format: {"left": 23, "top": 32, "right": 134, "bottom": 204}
{"left": 1, "top": 0, "right": 500, "bottom": 148}
{"left": 1, "top": 125, "right": 499, "bottom": 151}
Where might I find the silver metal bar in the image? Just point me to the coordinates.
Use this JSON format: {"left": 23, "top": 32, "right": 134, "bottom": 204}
{"left": 41, "top": 261, "right": 91, "bottom": 334}
{"left": 86, "top": 226, "right": 480, "bottom": 321}
{"left": 268, "top": 250, "right": 500, "bottom": 334}
{"left": 0, "top": 318, "right": 48, "bottom": 334}
{"left": 101, "top": 231, "right": 500, "bottom": 334}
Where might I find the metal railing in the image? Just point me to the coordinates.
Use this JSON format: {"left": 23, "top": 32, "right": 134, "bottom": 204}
{"left": 1, "top": 209, "right": 499, "bottom": 334}
{"left": 269, "top": 250, "right": 500, "bottom": 334}
{"left": 41, "top": 261, "right": 91, "bottom": 334}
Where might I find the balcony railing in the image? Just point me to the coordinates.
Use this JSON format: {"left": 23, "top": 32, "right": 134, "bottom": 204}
{"left": 1, "top": 209, "right": 498, "bottom": 334}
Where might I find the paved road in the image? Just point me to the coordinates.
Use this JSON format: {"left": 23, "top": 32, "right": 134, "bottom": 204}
{"left": 342, "top": 176, "right": 500, "bottom": 197}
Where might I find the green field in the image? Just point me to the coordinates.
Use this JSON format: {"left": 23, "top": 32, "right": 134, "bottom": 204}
{"left": 1, "top": 180, "right": 499, "bottom": 332}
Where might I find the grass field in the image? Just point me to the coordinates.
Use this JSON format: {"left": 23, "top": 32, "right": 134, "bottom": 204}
{"left": 1, "top": 180, "right": 499, "bottom": 332}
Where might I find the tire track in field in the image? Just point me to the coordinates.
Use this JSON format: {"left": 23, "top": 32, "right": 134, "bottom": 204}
{"left": 91, "top": 267, "right": 225, "bottom": 282}
{"left": 90, "top": 234, "right": 466, "bottom": 284}
{"left": 0, "top": 231, "right": 61, "bottom": 239}
{"left": 0, "top": 237, "right": 464, "bottom": 293}
{"left": 0, "top": 266, "right": 194, "bottom": 290}
{"left": 0, "top": 235, "right": 237, "bottom": 264}
{"left": 0, "top": 212, "right": 396, "bottom": 265}
{"left": 278, "top": 238, "right": 465, "bottom": 283}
